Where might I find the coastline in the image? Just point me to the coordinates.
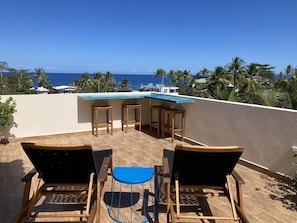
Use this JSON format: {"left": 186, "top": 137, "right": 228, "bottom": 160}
{"left": 46, "top": 73, "right": 169, "bottom": 90}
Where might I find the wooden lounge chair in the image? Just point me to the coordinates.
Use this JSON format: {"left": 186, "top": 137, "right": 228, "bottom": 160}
{"left": 13, "top": 143, "right": 112, "bottom": 223}
{"left": 163, "top": 144, "right": 249, "bottom": 223}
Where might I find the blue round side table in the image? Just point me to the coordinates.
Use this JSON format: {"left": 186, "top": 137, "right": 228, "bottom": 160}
{"left": 108, "top": 166, "right": 156, "bottom": 223}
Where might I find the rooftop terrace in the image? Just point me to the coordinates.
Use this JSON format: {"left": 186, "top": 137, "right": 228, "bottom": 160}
{"left": 1, "top": 129, "right": 296, "bottom": 222}
{"left": 1, "top": 92, "right": 297, "bottom": 222}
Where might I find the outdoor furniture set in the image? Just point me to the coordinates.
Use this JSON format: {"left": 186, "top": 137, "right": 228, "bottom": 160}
{"left": 13, "top": 141, "right": 249, "bottom": 223}
{"left": 92, "top": 104, "right": 185, "bottom": 143}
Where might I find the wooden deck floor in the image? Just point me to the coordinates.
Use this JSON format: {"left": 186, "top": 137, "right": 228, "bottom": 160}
{"left": 1, "top": 129, "right": 296, "bottom": 222}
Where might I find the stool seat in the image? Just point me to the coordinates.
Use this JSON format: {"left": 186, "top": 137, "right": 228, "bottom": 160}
{"left": 113, "top": 166, "right": 154, "bottom": 184}
{"left": 92, "top": 105, "right": 113, "bottom": 136}
{"left": 122, "top": 104, "right": 142, "bottom": 133}
{"left": 162, "top": 108, "right": 185, "bottom": 142}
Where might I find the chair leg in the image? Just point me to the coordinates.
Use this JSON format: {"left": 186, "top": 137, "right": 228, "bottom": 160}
{"left": 226, "top": 175, "right": 239, "bottom": 221}
{"left": 26, "top": 177, "right": 42, "bottom": 218}
{"left": 86, "top": 173, "right": 95, "bottom": 214}
{"left": 175, "top": 179, "right": 180, "bottom": 217}
{"left": 22, "top": 180, "right": 32, "bottom": 207}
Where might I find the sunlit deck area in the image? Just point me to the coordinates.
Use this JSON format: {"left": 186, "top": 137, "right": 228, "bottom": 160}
{"left": 1, "top": 129, "right": 296, "bottom": 223}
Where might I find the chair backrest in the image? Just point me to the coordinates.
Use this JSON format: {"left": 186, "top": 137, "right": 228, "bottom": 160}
{"left": 170, "top": 144, "right": 244, "bottom": 187}
{"left": 21, "top": 142, "right": 98, "bottom": 184}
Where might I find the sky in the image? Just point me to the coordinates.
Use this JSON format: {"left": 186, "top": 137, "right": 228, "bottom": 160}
{"left": 1, "top": 0, "right": 297, "bottom": 74}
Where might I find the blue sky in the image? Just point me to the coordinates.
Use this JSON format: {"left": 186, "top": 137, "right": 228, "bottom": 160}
{"left": 1, "top": 0, "right": 297, "bottom": 74}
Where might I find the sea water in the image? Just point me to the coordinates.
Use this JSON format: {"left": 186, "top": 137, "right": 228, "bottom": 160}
{"left": 46, "top": 73, "right": 170, "bottom": 90}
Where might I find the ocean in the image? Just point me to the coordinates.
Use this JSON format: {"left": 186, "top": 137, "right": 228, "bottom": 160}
{"left": 46, "top": 73, "right": 170, "bottom": 90}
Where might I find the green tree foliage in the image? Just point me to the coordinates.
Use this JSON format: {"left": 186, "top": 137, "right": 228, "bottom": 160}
{"left": 2, "top": 58, "right": 297, "bottom": 110}
{"left": 0, "top": 96, "right": 16, "bottom": 129}
{"left": 168, "top": 70, "right": 192, "bottom": 94}
{"left": 188, "top": 57, "right": 297, "bottom": 109}
{"left": 154, "top": 68, "right": 167, "bottom": 85}
{"left": 33, "top": 68, "right": 51, "bottom": 88}
{"left": 5, "top": 69, "right": 33, "bottom": 94}
{"left": 0, "top": 62, "right": 34, "bottom": 94}
{"left": 118, "top": 77, "right": 131, "bottom": 88}
{"left": 73, "top": 71, "right": 116, "bottom": 93}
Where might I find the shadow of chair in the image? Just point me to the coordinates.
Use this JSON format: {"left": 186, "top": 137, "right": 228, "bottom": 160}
{"left": 162, "top": 144, "right": 249, "bottom": 223}
{"left": 12, "top": 142, "right": 112, "bottom": 223}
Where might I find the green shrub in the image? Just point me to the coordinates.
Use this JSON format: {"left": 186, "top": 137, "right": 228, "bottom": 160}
{"left": 0, "top": 96, "right": 16, "bottom": 129}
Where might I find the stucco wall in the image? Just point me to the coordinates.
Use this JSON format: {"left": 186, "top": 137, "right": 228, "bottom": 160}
{"left": 2, "top": 93, "right": 297, "bottom": 177}
{"left": 184, "top": 97, "right": 297, "bottom": 177}
{"left": 2, "top": 93, "right": 151, "bottom": 138}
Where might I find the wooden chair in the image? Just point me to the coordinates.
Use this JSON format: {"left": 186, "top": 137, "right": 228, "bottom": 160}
{"left": 13, "top": 143, "right": 112, "bottom": 223}
{"left": 163, "top": 144, "right": 249, "bottom": 223}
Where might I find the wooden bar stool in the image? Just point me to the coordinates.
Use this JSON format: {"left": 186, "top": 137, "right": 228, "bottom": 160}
{"left": 150, "top": 105, "right": 164, "bottom": 136}
{"left": 92, "top": 105, "right": 113, "bottom": 136}
{"left": 122, "top": 104, "right": 142, "bottom": 133}
{"left": 162, "top": 108, "right": 185, "bottom": 142}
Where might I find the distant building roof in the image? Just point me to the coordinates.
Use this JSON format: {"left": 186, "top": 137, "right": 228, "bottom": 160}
{"left": 30, "top": 86, "right": 49, "bottom": 94}
{"left": 53, "top": 85, "right": 77, "bottom": 93}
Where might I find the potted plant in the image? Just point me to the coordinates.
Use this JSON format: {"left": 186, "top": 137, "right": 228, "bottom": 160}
{"left": 0, "top": 96, "right": 16, "bottom": 144}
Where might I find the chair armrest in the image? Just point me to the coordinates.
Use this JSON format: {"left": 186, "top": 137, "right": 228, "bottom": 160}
{"left": 97, "top": 156, "right": 111, "bottom": 183}
{"left": 20, "top": 168, "right": 38, "bottom": 208}
{"left": 21, "top": 168, "right": 37, "bottom": 182}
{"left": 162, "top": 157, "right": 171, "bottom": 184}
{"left": 231, "top": 170, "right": 245, "bottom": 185}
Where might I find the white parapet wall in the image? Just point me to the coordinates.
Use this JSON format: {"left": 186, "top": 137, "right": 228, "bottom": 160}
{"left": 183, "top": 97, "right": 297, "bottom": 178}
{"left": 2, "top": 93, "right": 297, "bottom": 177}
{"left": 2, "top": 93, "right": 151, "bottom": 138}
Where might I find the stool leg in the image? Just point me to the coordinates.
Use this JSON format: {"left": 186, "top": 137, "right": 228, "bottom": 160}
{"left": 126, "top": 107, "right": 128, "bottom": 133}
{"left": 181, "top": 112, "right": 184, "bottom": 141}
{"left": 171, "top": 113, "right": 175, "bottom": 143}
{"left": 92, "top": 108, "right": 94, "bottom": 136}
{"left": 106, "top": 110, "right": 109, "bottom": 134}
{"left": 139, "top": 106, "right": 142, "bottom": 131}
{"left": 150, "top": 107, "right": 152, "bottom": 133}
{"left": 162, "top": 111, "right": 165, "bottom": 138}
{"left": 122, "top": 105, "right": 124, "bottom": 132}
{"left": 110, "top": 108, "right": 113, "bottom": 135}
{"left": 134, "top": 108, "right": 137, "bottom": 131}
{"left": 158, "top": 109, "right": 161, "bottom": 136}
{"left": 96, "top": 111, "right": 99, "bottom": 136}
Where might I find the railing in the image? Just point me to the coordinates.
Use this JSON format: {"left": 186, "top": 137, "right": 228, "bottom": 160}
{"left": 3, "top": 92, "right": 297, "bottom": 178}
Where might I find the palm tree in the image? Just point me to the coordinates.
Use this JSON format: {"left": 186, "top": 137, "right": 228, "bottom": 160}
{"left": 196, "top": 68, "right": 210, "bottom": 78}
{"left": 256, "top": 64, "right": 275, "bottom": 82}
{"left": 228, "top": 57, "right": 246, "bottom": 89}
{"left": 92, "top": 72, "right": 104, "bottom": 92}
{"left": 167, "top": 70, "right": 192, "bottom": 94}
{"left": 154, "top": 68, "right": 167, "bottom": 86}
{"left": 78, "top": 72, "right": 92, "bottom": 92}
{"left": 207, "top": 66, "right": 230, "bottom": 98}
{"left": 102, "top": 71, "right": 115, "bottom": 92}
{"left": 118, "top": 77, "right": 131, "bottom": 88}
{"left": 33, "top": 68, "right": 50, "bottom": 88}
{"left": 18, "top": 69, "right": 33, "bottom": 93}
{"left": 285, "top": 65, "right": 294, "bottom": 77}
{"left": 245, "top": 63, "right": 259, "bottom": 78}
{"left": 169, "top": 70, "right": 191, "bottom": 86}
